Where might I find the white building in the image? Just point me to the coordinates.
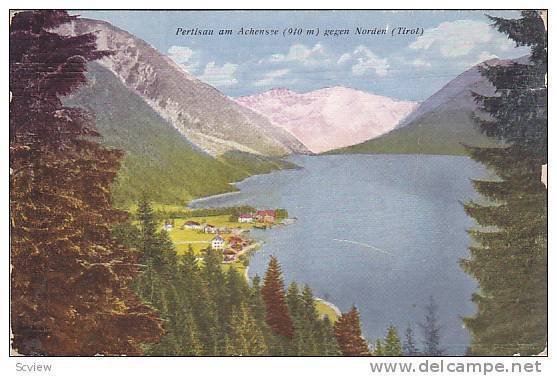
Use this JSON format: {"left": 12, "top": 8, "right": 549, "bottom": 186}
{"left": 183, "top": 220, "right": 202, "bottom": 230}
{"left": 204, "top": 225, "right": 216, "bottom": 234}
{"left": 238, "top": 213, "right": 254, "bottom": 223}
{"left": 211, "top": 235, "right": 225, "bottom": 250}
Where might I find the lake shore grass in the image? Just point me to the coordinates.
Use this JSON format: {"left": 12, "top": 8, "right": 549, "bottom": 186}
{"left": 315, "top": 298, "right": 341, "bottom": 322}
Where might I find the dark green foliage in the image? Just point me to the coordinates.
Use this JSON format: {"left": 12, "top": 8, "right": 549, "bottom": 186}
{"left": 462, "top": 11, "right": 547, "bottom": 355}
{"left": 403, "top": 324, "right": 419, "bottom": 356}
{"left": 287, "top": 283, "right": 341, "bottom": 355}
{"left": 420, "top": 296, "right": 444, "bottom": 356}
{"left": 218, "top": 150, "right": 299, "bottom": 176}
{"left": 462, "top": 145, "right": 547, "bottom": 355}
{"left": 274, "top": 208, "right": 289, "bottom": 220}
{"left": 117, "top": 199, "right": 341, "bottom": 355}
{"left": 374, "top": 339, "right": 384, "bottom": 356}
{"left": 228, "top": 303, "right": 268, "bottom": 355}
{"left": 158, "top": 205, "right": 257, "bottom": 220}
{"left": 384, "top": 325, "right": 403, "bottom": 356}
{"left": 248, "top": 275, "right": 267, "bottom": 327}
{"left": 318, "top": 316, "right": 342, "bottom": 356}
{"left": 487, "top": 11, "right": 547, "bottom": 72}
{"left": 65, "top": 63, "right": 298, "bottom": 206}
{"left": 473, "top": 17, "right": 547, "bottom": 159}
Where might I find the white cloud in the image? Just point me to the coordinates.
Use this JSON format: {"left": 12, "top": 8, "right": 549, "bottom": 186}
{"left": 261, "top": 43, "right": 328, "bottom": 66}
{"left": 411, "top": 58, "right": 431, "bottom": 68}
{"left": 254, "top": 69, "right": 291, "bottom": 87}
{"left": 260, "top": 43, "right": 389, "bottom": 78}
{"left": 474, "top": 52, "right": 499, "bottom": 65}
{"left": 168, "top": 45, "right": 195, "bottom": 63}
{"left": 258, "top": 42, "right": 395, "bottom": 82}
{"left": 409, "top": 19, "right": 515, "bottom": 58}
{"left": 337, "top": 53, "right": 351, "bottom": 65}
{"left": 351, "top": 46, "right": 389, "bottom": 77}
{"left": 167, "top": 45, "right": 200, "bottom": 72}
{"left": 198, "top": 62, "right": 239, "bottom": 87}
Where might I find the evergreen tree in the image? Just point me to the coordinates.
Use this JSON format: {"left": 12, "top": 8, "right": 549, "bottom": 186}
{"left": 200, "top": 248, "right": 228, "bottom": 352}
{"left": 462, "top": 11, "right": 547, "bottom": 355}
{"left": 384, "top": 325, "right": 403, "bottom": 356}
{"left": 286, "top": 282, "right": 301, "bottom": 316}
{"left": 179, "top": 247, "right": 216, "bottom": 354}
{"left": 9, "top": 10, "right": 162, "bottom": 355}
{"left": 137, "top": 196, "right": 161, "bottom": 264}
{"left": 224, "top": 268, "right": 250, "bottom": 337}
{"left": 229, "top": 303, "right": 268, "bottom": 355}
{"left": 403, "top": 324, "right": 419, "bottom": 356}
{"left": 177, "top": 311, "right": 205, "bottom": 356}
{"left": 334, "top": 306, "right": 369, "bottom": 356}
{"left": 318, "top": 316, "right": 342, "bottom": 356}
{"left": 420, "top": 296, "right": 444, "bottom": 356}
{"left": 144, "top": 333, "right": 181, "bottom": 356}
{"left": 374, "top": 339, "right": 384, "bottom": 356}
{"left": 248, "top": 275, "right": 267, "bottom": 328}
{"left": 286, "top": 282, "right": 303, "bottom": 354}
{"left": 133, "top": 198, "right": 175, "bottom": 306}
{"left": 298, "top": 285, "right": 321, "bottom": 355}
{"left": 113, "top": 209, "right": 347, "bottom": 356}
{"left": 287, "top": 283, "right": 322, "bottom": 355}
{"left": 261, "top": 256, "right": 295, "bottom": 340}
{"left": 111, "top": 221, "right": 141, "bottom": 250}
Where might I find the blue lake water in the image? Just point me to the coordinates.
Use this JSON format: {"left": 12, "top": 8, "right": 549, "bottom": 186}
{"left": 190, "top": 154, "right": 487, "bottom": 355}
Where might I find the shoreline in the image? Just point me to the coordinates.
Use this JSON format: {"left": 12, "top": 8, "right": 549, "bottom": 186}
{"left": 242, "top": 263, "right": 341, "bottom": 319}
{"left": 188, "top": 189, "right": 242, "bottom": 208}
{"left": 186, "top": 164, "right": 341, "bottom": 320}
{"left": 188, "top": 156, "right": 304, "bottom": 209}
{"left": 223, "top": 241, "right": 261, "bottom": 264}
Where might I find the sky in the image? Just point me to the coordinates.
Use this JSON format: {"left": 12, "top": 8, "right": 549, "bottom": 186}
{"left": 76, "top": 10, "right": 530, "bottom": 101}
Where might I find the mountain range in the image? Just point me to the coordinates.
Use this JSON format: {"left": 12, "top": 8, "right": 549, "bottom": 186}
{"left": 58, "top": 16, "right": 527, "bottom": 205}
{"left": 65, "top": 63, "right": 298, "bottom": 206}
{"left": 235, "top": 87, "right": 417, "bottom": 154}
{"left": 330, "top": 57, "right": 529, "bottom": 155}
{"left": 57, "top": 18, "right": 309, "bottom": 157}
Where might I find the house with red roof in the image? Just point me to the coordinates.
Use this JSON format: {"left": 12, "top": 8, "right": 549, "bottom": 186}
{"left": 238, "top": 213, "right": 254, "bottom": 223}
{"left": 255, "top": 210, "right": 276, "bottom": 223}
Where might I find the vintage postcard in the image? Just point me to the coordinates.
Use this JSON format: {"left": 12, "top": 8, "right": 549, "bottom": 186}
{"left": 7, "top": 6, "right": 548, "bottom": 370}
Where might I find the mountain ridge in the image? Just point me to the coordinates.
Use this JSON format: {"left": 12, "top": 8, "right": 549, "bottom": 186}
{"left": 56, "top": 18, "right": 310, "bottom": 157}
{"left": 235, "top": 86, "right": 417, "bottom": 153}
{"left": 328, "top": 57, "right": 529, "bottom": 156}
{"left": 65, "top": 62, "right": 298, "bottom": 206}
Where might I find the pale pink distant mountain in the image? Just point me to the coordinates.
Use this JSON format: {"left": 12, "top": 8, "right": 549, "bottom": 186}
{"left": 235, "top": 87, "right": 418, "bottom": 153}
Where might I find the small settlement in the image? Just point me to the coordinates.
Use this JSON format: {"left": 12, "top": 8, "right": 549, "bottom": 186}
{"left": 164, "top": 208, "right": 288, "bottom": 264}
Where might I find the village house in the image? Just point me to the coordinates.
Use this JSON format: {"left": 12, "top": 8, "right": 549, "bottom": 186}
{"left": 256, "top": 210, "right": 276, "bottom": 223}
{"left": 238, "top": 213, "right": 254, "bottom": 223}
{"left": 210, "top": 235, "right": 225, "bottom": 250}
{"left": 227, "top": 236, "right": 246, "bottom": 251}
{"left": 204, "top": 224, "right": 217, "bottom": 234}
{"left": 228, "top": 236, "right": 243, "bottom": 245}
{"left": 223, "top": 248, "right": 238, "bottom": 262}
{"left": 182, "top": 220, "right": 202, "bottom": 230}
